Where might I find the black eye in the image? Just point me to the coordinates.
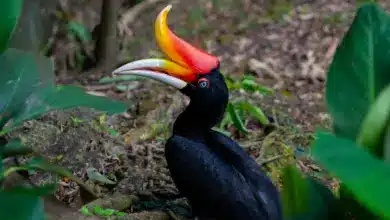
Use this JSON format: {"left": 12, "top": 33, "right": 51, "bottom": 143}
{"left": 198, "top": 78, "right": 209, "bottom": 88}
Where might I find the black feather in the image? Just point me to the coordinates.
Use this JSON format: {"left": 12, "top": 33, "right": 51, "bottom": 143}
{"left": 165, "top": 70, "right": 282, "bottom": 220}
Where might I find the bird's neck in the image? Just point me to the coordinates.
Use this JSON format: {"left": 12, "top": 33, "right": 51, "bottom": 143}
{"left": 172, "top": 103, "right": 226, "bottom": 141}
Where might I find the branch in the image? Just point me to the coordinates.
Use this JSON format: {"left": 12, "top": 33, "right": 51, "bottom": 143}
{"left": 118, "top": 0, "right": 166, "bottom": 36}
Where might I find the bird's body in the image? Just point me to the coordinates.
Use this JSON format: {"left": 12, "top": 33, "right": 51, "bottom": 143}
{"left": 113, "top": 5, "right": 282, "bottom": 219}
{"left": 166, "top": 132, "right": 282, "bottom": 220}
{"left": 165, "top": 72, "right": 282, "bottom": 220}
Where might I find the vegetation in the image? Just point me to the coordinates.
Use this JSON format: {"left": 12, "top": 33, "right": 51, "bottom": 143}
{"left": 0, "top": 0, "right": 390, "bottom": 219}
{"left": 281, "top": 3, "right": 390, "bottom": 219}
{"left": 0, "top": 1, "right": 126, "bottom": 219}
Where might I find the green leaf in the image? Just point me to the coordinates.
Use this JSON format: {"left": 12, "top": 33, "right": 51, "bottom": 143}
{"left": 281, "top": 165, "right": 338, "bottom": 220}
{"left": 312, "top": 131, "right": 390, "bottom": 219}
{"left": 0, "top": 48, "right": 55, "bottom": 128}
{"left": 241, "top": 79, "right": 257, "bottom": 92}
{"left": 0, "top": 0, "right": 23, "bottom": 52}
{"left": 99, "top": 208, "right": 115, "bottom": 216}
{"left": 326, "top": 3, "right": 390, "bottom": 140}
{"left": 3, "top": 85, "right": 127, "bottom": 133}
{"left": 90, "top": 205, "right": 124, "bottom": 217}
{"left": 80, "top": 206, "right": 93, "bottom": 216}
{"left": 116, "top": 211, "right": 127, "bottom": 217}
{"left": 384, "top": 122, "right": 390, "bottom": 161}
{"left": 357, "top": 84, "right": 390, "bottom": 157}
{"left": 93, "top": 206, "right": 116, "bottom": 216}
{"left": 239, "top": 102, "right": 269, "bottom": 125}
{"left": 86, "top": 167, "right": 116, "bottom": 185}
{"left": 107, "top": 128, "right": 120, "bottom": 137}
{"left": 67, "top": 21, "right": 91, "bottom": 42}
{"left": 240, "top": 78, "right": 274, "bottom": 95}
{"left": 281, "top": 165, "right": 310, "bottom": 218}
{"left": 0, "top": 185, "right": 55, "bottom": 220}
{"left": 0, "top": 48, "right": 126, "bottom": 135}
{"left": 227, "top": 103, "right": 247, "bottom": 134}
{"left": 338, "top": 184, "right": 378, "bottom": 220}
{"left": 2, "top": 138, "right": 33, "bottom": 158}
{"left": 219, "top": 112, "right": 232, "bottom": 129}
{"left": 7, "top": 184, "right": 57, "bottom": 197}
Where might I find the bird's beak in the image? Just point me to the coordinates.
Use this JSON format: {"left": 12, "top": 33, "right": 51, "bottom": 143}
{"left": 112, "top": 5, "right": 219, "bottom": 89}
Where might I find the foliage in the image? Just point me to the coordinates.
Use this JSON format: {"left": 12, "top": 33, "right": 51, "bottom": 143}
{"left": 216, "top": 75, "right": 272, "bottom": 136}
{"left": 46, "top": 10, "right": 92, "bottom": 71}
{"left": 0, "top": 185, "right": 55, "bottom": 220}
{"left": 0, "top": 1, "right": 127, "bottom": 219}
{"left": 281, "top": 165, "right": 339, "bottom": 220}
{"left": 225, "top": 74, "right": 274, "bottom": 95}
{"left": 281, "top": 3, "right": 390, "bottom": 219}
{"left": 80, "top": 205, "right": 126, "bottom": 217}
{"left": 0, "top": 0, "right": 22, "bottom": 52}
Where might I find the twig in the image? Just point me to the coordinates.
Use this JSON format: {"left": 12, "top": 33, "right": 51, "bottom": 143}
{"left": 118, "top": 0, "right": 167, "bottom": 36}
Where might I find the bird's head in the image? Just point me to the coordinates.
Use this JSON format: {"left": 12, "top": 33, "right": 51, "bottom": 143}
{"left": 113, "top": 5, "right": 229, "bottom": 123}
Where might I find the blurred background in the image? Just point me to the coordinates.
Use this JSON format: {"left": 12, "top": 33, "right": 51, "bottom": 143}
{"left": 10, "top": 0, "right": 390, "bottom": 219}
{"left": 38, "top": 0, "right": 389, "bottom": 130}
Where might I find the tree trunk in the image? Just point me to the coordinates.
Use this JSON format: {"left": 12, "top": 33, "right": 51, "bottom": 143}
{"left": 96, "top": 0, "right": 121, "bottom": 73}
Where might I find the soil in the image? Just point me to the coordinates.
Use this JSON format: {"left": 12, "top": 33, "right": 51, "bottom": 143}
{"left": 5, "top": 0, "right": 390, "bottom": 219}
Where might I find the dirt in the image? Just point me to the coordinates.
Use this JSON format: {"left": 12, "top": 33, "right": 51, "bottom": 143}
{"left": 5, "top": 0, "right": 390, "bottom": 219}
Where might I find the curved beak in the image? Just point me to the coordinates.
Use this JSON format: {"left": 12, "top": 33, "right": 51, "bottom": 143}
{"left": 112, "top": 5, "right": 219, "bottom": 89}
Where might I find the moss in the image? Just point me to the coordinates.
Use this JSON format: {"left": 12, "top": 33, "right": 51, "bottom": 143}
{"left": 256, "top": 126, "right": 314, "bottom": 189}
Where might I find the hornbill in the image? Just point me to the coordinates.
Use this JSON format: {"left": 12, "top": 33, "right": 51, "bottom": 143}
{"left": 113, "top": 5, "right": 282, "bottom": 220}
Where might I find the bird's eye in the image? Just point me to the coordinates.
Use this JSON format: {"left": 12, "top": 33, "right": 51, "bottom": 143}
{"left": 197, "top": 78, "right": 210, "bottom": 88}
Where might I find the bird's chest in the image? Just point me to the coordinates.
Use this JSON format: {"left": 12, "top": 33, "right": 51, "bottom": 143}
{"left": 165, "top": 135, "right": 253, "bottom": 211}
{"left": 165, "top": 135, "right": 235, "bottom": 181}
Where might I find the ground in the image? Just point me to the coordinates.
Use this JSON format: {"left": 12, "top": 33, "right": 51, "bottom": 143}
{"left": 6, "top": 0, "right": 390, "bottom": 219}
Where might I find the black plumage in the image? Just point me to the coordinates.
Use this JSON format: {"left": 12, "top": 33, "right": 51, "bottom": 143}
{"left": 111, "top": 5, "right": 283, "bottom": 219}
{"left": 165, "top": 69, "right": 283, "bottom": 220}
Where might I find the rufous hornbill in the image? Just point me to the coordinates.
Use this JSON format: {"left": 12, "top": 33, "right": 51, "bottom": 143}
{"left": 113, "top": 5, "right": 282, "bottom": 220}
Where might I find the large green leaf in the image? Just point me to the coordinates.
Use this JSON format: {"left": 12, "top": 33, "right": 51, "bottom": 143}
{"left": 281, "top": 165, "right": 338, "bottom": 220}
{"left": 384, "top": 122, "right": 390, "bottom": 161}
{"left": 358, "top": 84, "right": 390, "bottom": 157}
{"left": 312, "top": 131, "right": 390, "bottom": 219}
{"left": 338, "top": 185, "right": 378, "bottom": 220}
{"left": 2, "top": 138, "right": 33, "bottom": 158}
{"left": 0, "top": 48, "right": 55, "bottom": 128}
{"left": 0, "top": 0, "right": 23, "bottom": 52}
{"left": 0, "top": 185, "right": 55, "bottom": 220}
{"left": 326, "top": 3, "right": 390, "bottom": 140}
{"left": 281, "top": 165, "right": 309, "bottom": 218}
{"left": 4, "top": 85, "right": 126, "bottom": 131}
{"left": 0, "top": 48, "right": 126, "bottom": 134}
